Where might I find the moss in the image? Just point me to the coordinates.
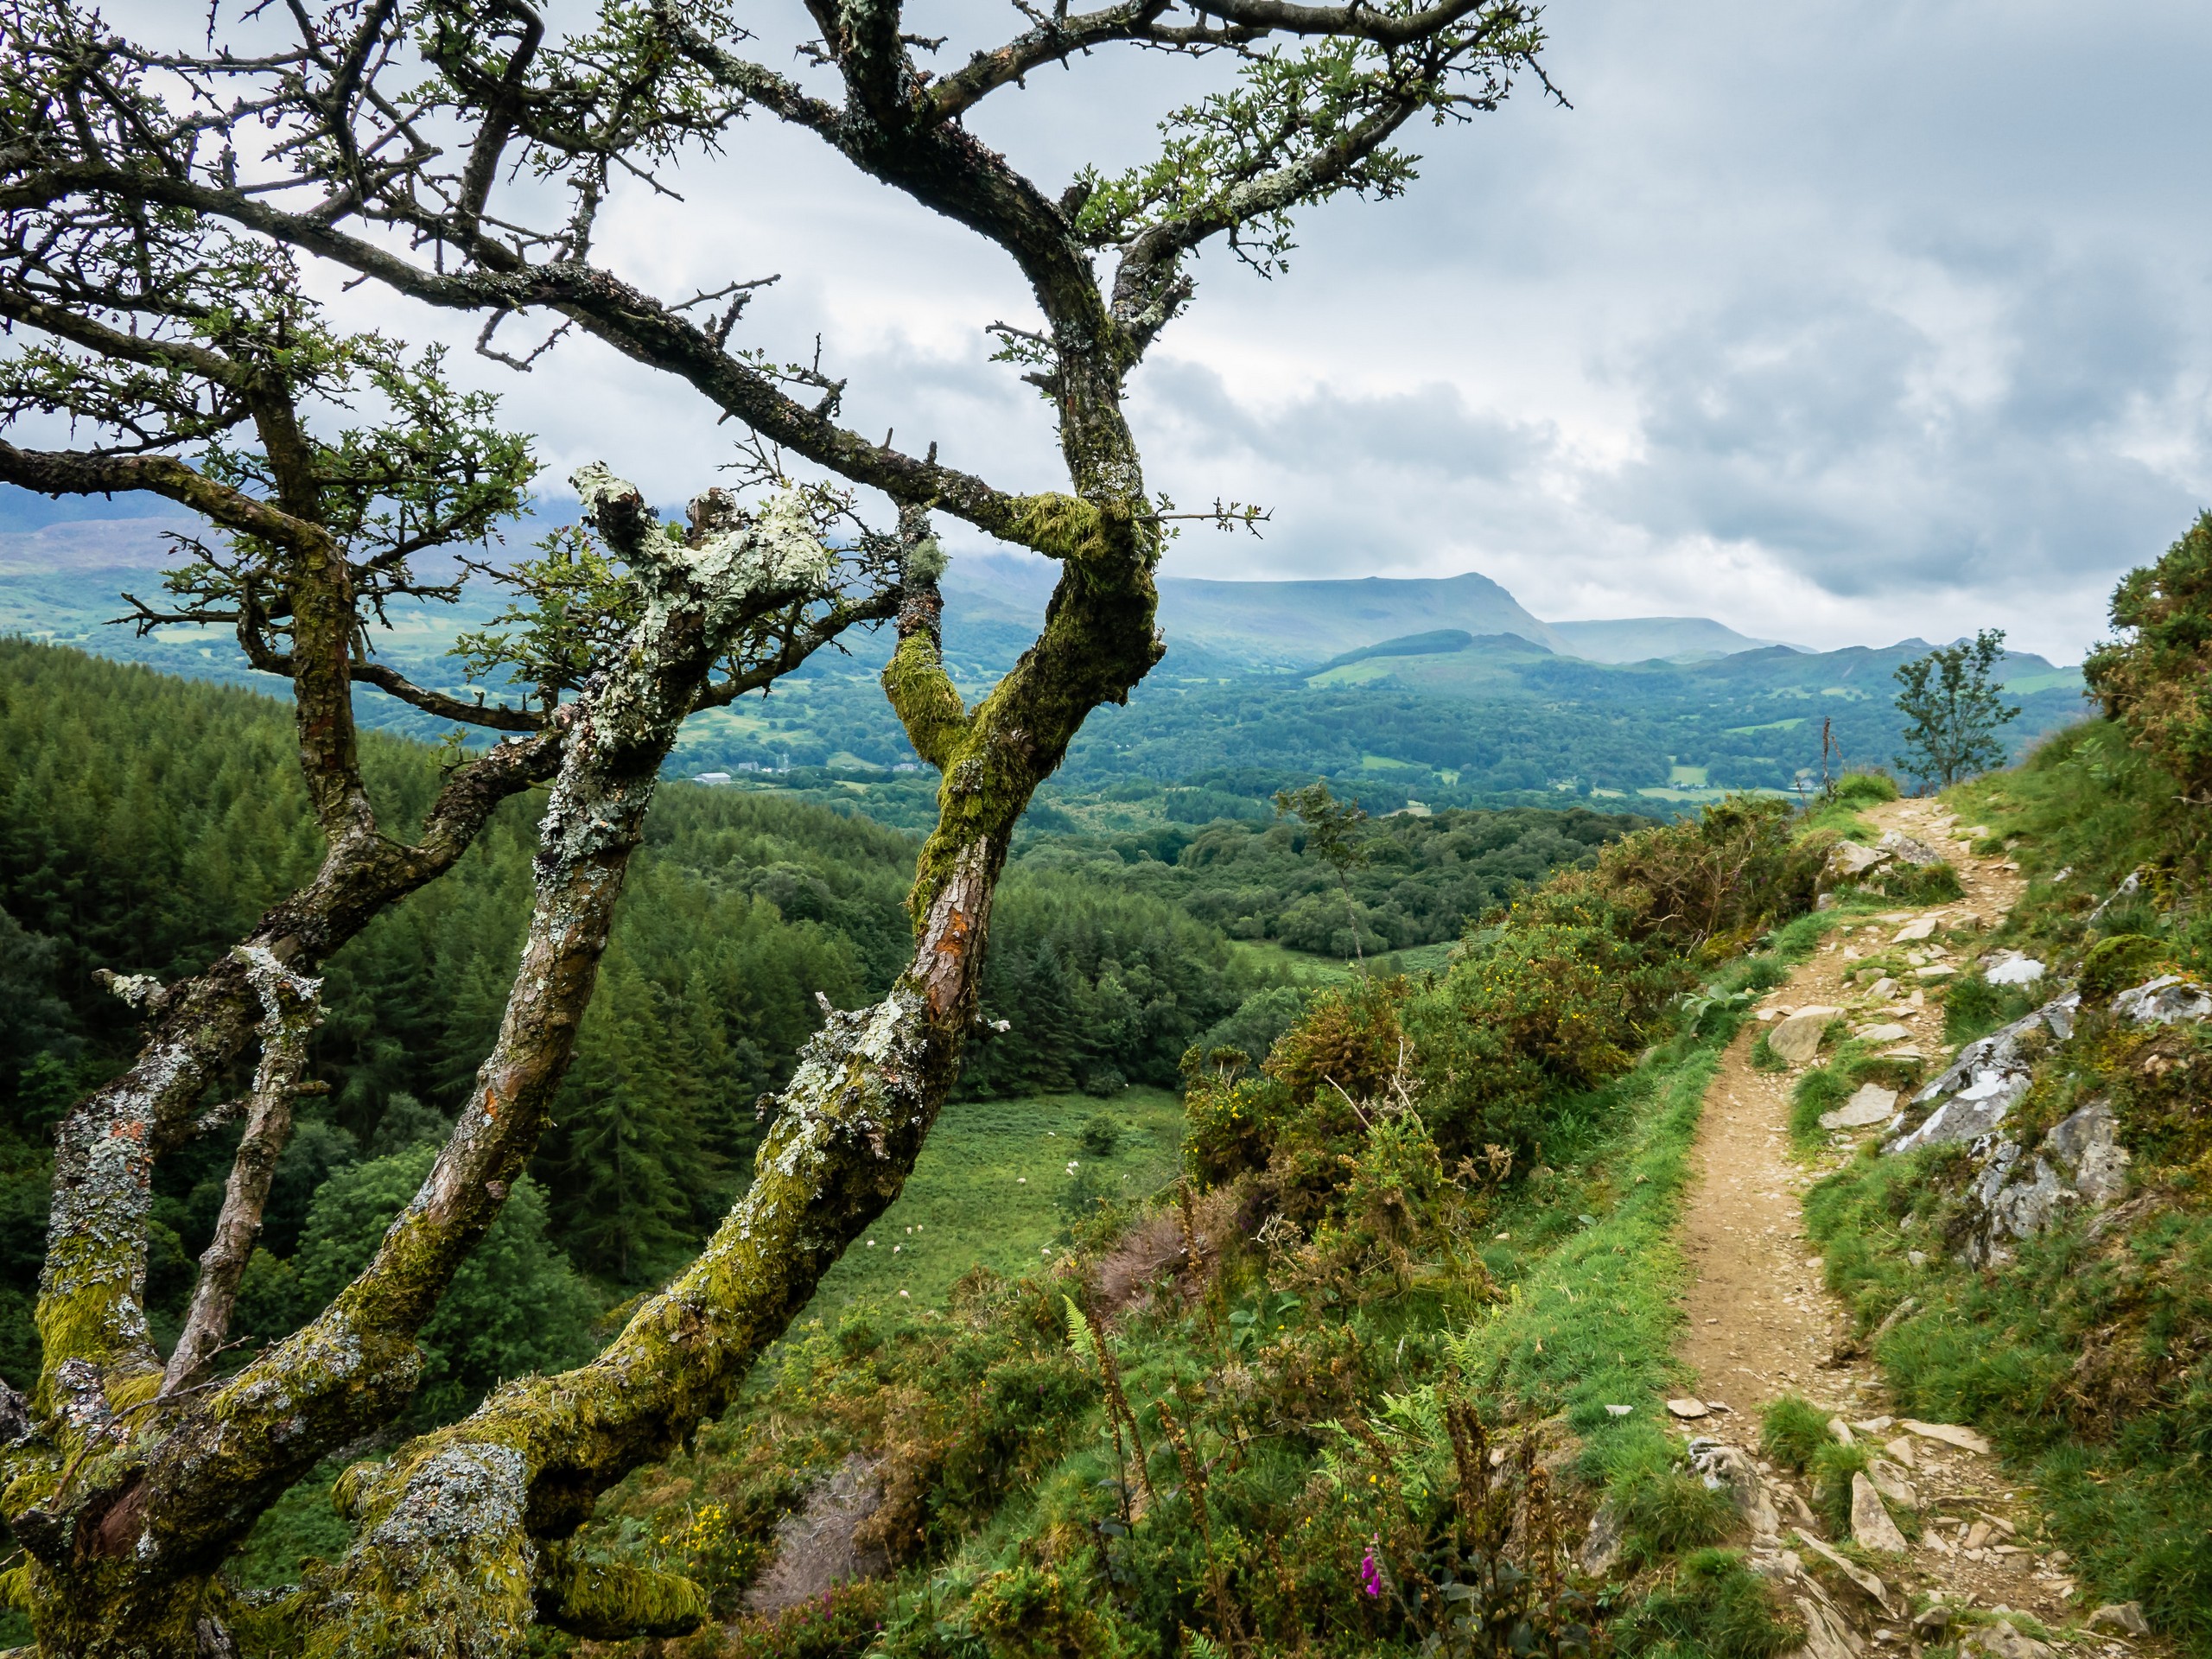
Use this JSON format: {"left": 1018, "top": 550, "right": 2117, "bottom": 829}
{"left": 1006, "top": 491, "right": 1113, "bottom": 567}
{"left": 2081, "top": 932, "right": 2173, "bottom": 998}
{"left": 532, "top": 1545, "right": 707, "bottom": 1640}
{"left": 880, "top": 632, "right": 970, "bottom": 769}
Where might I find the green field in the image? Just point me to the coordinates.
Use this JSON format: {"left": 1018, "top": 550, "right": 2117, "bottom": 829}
{"left": 807, "top": 1086, "right": 1188, "bottom": 1310}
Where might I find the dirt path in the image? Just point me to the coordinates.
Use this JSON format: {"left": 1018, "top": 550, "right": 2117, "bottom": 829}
{"left": 1678, "top": 796, "right": 2024, "bottom": 1409}
{"left": 1664, "top": 800, "right": 2156, "bottom": 1654}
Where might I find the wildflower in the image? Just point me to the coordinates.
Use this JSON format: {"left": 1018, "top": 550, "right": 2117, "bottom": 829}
{"left": 1360, "top": 1539, "right": 1384, "bottom": 1599}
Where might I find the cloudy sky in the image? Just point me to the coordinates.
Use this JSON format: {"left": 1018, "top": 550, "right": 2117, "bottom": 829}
{"left": 62, "top": 0, "right": 2212, "bottom": 661}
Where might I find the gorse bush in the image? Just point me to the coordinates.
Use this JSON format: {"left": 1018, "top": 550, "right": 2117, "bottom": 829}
{"left": 1586, "top": 794, "right": 1830, "bottom": 955}
{"left": 2087, "top": 510, "right": 2212, "bottom": 800}
{"left": 1185, "top": 796, "right": 1824, "bottom": 1192}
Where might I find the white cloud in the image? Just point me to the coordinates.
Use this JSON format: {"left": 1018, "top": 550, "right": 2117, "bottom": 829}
{"left": 49, "top": 0, "right": 2212, "bottom": 664}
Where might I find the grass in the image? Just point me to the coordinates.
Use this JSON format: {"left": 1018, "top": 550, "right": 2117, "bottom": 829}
{"left": 1226, "top": 937, "right": 1358, "bottom": 984}
{"left": 1227, "top": 937, "right": 1458, "bottom": 986}
{"left": 1615, "top": 1548, "right": 1807, "bottom": 1659}
{"left": 1758, "top": 1395, "right": 1832, "bottom": 1471}
{"left": 1805, "top": 1122, "right": 2212, "bottom": 1643}
{"left": 1449, "top": 911, "right": 1830, "bottom": 1527}
{"left": 809, "top": 1086, "right": 1187, "bottom": 1311}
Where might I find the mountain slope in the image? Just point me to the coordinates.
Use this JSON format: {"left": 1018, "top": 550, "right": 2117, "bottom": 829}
{"left": 1550, "top": 614, "right": 1797, "bottom": 663}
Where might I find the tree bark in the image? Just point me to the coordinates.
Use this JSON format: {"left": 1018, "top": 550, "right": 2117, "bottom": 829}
{"left": 160, "top": 950, "right": 323, "bottom": 1396}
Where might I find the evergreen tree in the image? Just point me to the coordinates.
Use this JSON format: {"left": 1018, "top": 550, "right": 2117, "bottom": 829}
{"left": 292, "top": 1145, "right": 597, "bottom": 1426}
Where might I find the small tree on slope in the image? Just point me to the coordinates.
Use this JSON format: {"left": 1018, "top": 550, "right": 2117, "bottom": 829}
{"left": 0, "top": 1, "right": 1554, "bottom": 1651}
{"left": 1893, "top": 629, "right": 2022, "bottom": 791}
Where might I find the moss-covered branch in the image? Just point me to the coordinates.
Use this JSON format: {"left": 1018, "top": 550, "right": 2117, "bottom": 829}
{"left": 1, "top": 468, "right": 845, "bottom": 1657}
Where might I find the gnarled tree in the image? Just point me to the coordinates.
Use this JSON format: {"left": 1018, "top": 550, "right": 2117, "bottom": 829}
{"left": 0, "top": 0, "right": 1553, "bottom": 1650}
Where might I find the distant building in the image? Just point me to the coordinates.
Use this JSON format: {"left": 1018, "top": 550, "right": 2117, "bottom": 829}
{"left": 693, "top": 772, "right": 732, "bottom": 786}
{"left": 892, "top": 761, "right": 919, "bottom": 773}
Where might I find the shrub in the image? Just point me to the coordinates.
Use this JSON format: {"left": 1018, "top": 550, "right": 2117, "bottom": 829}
{"left": 1877, "top": 859, "right": 1964, "bottom": 904}
{"left": 1830, "top": 772, "right": 1900, "bottom": 807}
{"left": 1408, "top": 889, "right": 1661, "bottom": 1161}
{"left": 2087, "top": 511, "right": 2212, "bottom": 798}
{"left": 1760, "top": 1395, "right": 1831, "bottom": 1472}
{"left": 1265, "top": 980, "right": 1403, "bottom": 1103}
{"left": 1181, "top": 1071, "right": 1278, "bottom": 1188}
{"left": 1589, "top": 794, "right": 1828, "bottom": 953}
{"left": 1079, "top": 1113, "right": 1123, "bottom": 1156}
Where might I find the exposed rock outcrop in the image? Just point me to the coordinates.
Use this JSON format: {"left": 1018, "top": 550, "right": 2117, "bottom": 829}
{"left": 1883, "top": 991, "right": 2077, "bottom": 1155}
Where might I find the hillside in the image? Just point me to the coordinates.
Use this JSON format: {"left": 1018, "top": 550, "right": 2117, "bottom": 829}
{"left": 0, "top": 609, "right": 2196, "bottom": 1658}
{"left": 0, "top": 642, "right": 1636, "bottom": 1390}
{"left": 478, "top": 734, "right": 2212, "bottom": 1659}
{"left": 0, "top": 490, "right": 2088, "bottom": 824}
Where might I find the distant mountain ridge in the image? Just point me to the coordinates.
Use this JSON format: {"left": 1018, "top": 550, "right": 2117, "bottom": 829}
{"left": 0, "top": 493, "right": 1952, "bottom": 677}
{"left": 938, "top": 550, "right": 1796, "bottom": 670}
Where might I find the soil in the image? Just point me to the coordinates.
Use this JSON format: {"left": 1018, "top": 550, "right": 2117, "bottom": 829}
{"left": 1671, "top": 798, "right": 2164, "bottom": 1656}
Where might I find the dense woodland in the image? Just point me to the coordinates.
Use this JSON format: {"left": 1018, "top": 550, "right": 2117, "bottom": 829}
{"left": 0, "top": 640, "right": 1638, "bottom": 1397}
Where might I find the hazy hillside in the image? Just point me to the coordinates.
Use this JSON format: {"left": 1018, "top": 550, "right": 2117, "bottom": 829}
{"left": 1549, "top": 613, "right": 1794, "bottom": 663}
{"left": 0, "top": 491, "right": 2088, "bottom": 822}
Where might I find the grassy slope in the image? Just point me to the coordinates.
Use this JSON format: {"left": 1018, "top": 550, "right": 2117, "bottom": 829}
{"left": 811, "top": 1087, "right": 1187, "bottom": 1310}
{"left": 1800, "top": 721, "right": 2212, "bottom": 1649}
{"left": 561, "top": 896, "right": 1830, "bottom": 1659}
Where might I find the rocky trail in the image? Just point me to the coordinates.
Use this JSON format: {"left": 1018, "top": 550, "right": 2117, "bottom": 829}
{"left": 1662, "top": 798, "right": 2163, "bottom": 1659}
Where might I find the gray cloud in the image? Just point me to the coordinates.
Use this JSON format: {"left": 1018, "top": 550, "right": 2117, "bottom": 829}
{"left": 58, "top": 0, "right": 2212, "bottom": 664}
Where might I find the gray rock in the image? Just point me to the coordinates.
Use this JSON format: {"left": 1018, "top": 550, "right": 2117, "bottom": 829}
{"left": 1864, "top": 1459, "right": 1918, "bottom": 1512}
{"left": 1789, "top": 1592, "right": 1864, "bottom": 1659}
{"left": 1850, "top": 1473, "right": 1910, "bottom": 1553}
{"left": 1986, "top": 954, "right": 2045, "bottom": 987}
{"left": 1821, "top": 1083, "right": 1899, "bottom": 1130}
{"left": 2044, "top": 1098, "right": 2131, "bottom": 1206}
{"left": 1885, "top": 991, "right": 2078, "bottom": 1155}
{"left": 1961, "top": 1099, "right": 2134, "bottom": 1262}
{"left": 1688, "top": 1438, "right": 1780, "bottom": 1540}
{"left": 2086, "top": 1602, "right": 2151, "bottom": 1636}
{"left": 1770, "top": 1007, "right": 1841, "bottom": 1066}
{"left": 1971, "top": 1144, "right": 2075, "bottom": 1260}
{"left": 1581, "top": 1502, "right": 1626, "bottom": 1575}
{"left": 1793, "top": 1526, "right": 1901, "bottom": 1616}
{"left": 1967, "top": 1618, "right": 2058, "bottom": 1659}
{"left": 1878, "top": 830, "right": 1944, "bottom": 867}
{"left": 1827, "top": 840, "right": 1891, "bottom": 880}
{"left": 2113, "top": 974, "right": 2212, "bottom": 1026}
